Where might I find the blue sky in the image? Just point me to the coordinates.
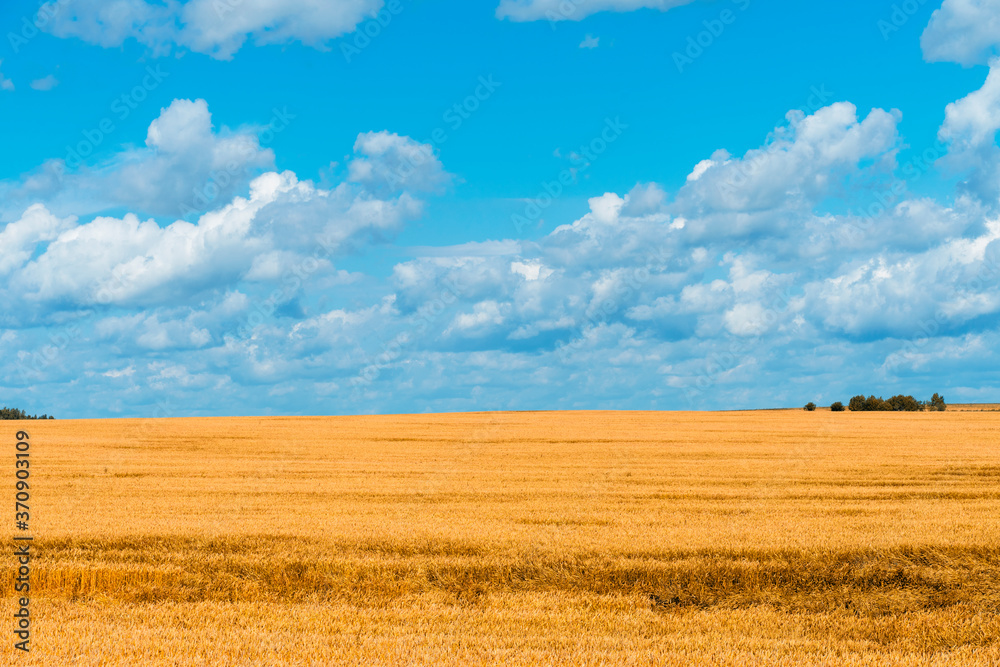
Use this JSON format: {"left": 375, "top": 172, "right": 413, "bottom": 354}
{"left": 1, "top": 0, "right": 999, "bottom": 417}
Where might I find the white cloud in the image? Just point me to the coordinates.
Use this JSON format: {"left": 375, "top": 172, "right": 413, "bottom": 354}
{"left": 5, "top": 169, "right": 422, "bottom": 308}
{"left": 677, "top": 103, "right": 900, "bottom": 215}
{"left": 497, "top": 0, "right": 695, "bottom": 22}
{"left": 805, "top": 222, "right": 1000, "bottom": 337}
{"left": 545, "top": 190, "right": 674, "bottom": 269}
{"left": 103, "top": 365, "right": 135, "bottom": 378}
{"left": 0, "top": 99, "right": 277, "bottom": 222}
{"left": 446, "top": 300, "right": 507, "bottom": 335}
{"left": 940, "top": 60, "right": 1000, "bottom": 150}
{"left": 621, "top": 183, "right": 667, "bottom": 215}
{"left": 0, "top": 205, "right": 77, "bottom": 276}
{"left": 30, "top": 75, "right": 59, "bottom": 91}
{"left": 0, "top": 60, "right": 13, "bottom": 91}
{"left": 938, "top": 60, "right": 1000, "bottom": 199}
{"left": 45, "top": 0, "right": 384, "bottom": 59}
{"left": 922, "top": 0, "right": 1000, "bottom": 66}
{"left": 362, "top": 97, "right": 997, "bottom": 373}
{"left": 97, "top": 313, "right": 212, "bottom": 351}
{"left": 348, "top": 131, "right": 452, "bottom": 195}
{"left": 510, "top": 261, "right": 553, "bottom": 281}
{"left": 686, "top": 158, "right": 714, "bottom": 182}
{"left": 724, "top": 302, "right": 773, "bottom": 337}
{"left": 579, "top": 35, "right": 599, "bottom": 49}
{"left": 1, "top": 113, "right": 444, "bottom": 312}
{"left": 8, "top": 89, "right": 1000, "bottom": 417}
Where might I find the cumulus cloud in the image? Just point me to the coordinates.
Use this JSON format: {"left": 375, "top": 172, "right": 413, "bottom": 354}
{"left": 674, "top": 102, "right": 901, "bottom": 235}
{"left": 3, "top": 169, "right": 426, "bottom": 309}
{"left": 5, "top": 93, "right": 1000, "bottom": 417}
{"left": 0, "top": 205, "right": 77, "bottom": 276}
{"left": 45, "top": 0, "right": 383, "bottom": 59}
{"left": 938, "top": 60, "right": 1000, "bottom": 200}
{"left": 941, "top": 62, "right": 1000, "bottom": 150}
{"left": 0, "top": 102, "right": 446, "bottom": 321}
{"left": 0, "top": 99, "right": 278, "bottom": 222}
{"left": 496, "top": 0, "right": 695, "bottom": 22}
{"left": 805, "top": 223, "right": 1000, "bottom": 338}
{"left": 922, "top": 0, "right": 1000, "bottom": 66}
{"left": 97, "top": 312, "right": 212, "bottom": 351}
{"left": 319, "top": 99, "right": 998, "bottom": 410}
{"left": 348, "top": 131, "right": 453, "bottom": 196}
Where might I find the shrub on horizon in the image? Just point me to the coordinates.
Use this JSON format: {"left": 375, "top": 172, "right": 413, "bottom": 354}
{"left": 0, "top": 406, "right": 55, "bottom": 420}
{"left": 846, "top": 393, "right": 945, "bottom": 412}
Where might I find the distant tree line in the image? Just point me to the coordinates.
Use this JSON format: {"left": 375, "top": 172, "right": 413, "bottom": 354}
{"left": 804, "top": 394, "right": 947, "bottom": 412}
{"left": 0, "top": 407, "right": 55, "bottom": 420}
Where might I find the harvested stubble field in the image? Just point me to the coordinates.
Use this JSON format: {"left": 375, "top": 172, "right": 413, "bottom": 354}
{"left": 4, "top": 410, "right": 1000, "bottom": 666}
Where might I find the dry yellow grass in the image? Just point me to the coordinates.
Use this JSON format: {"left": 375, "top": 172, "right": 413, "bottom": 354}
{"left": 4, "top": 410, "right": 1000, "bottom": 665}
{"left": 950, "top": 403, "right": 1000, "bottom": 412}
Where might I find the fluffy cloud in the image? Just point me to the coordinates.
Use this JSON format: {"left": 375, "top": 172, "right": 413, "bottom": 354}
{"left": 0, "top": 100, "right": 446, "bottom": 321}
{"left": 0, "top": 205, "right": 76, "bottom": 276}
{"left": 805, "top": 225, "right": 1000, "bottom": 338}
{"left": 496, "top": 0, "right": 695, "bottom": 22}
{"left": 938, "top": 60, "right": 1000, "bottom": 200}
{"left": 45, "top": 0, "right": 383, "bottom": 59}
{"left": 674, "top": 102, "right": 901, "bottom": 238}
{"left": 5, "top": 96, "right": 1000, "bottom": 417}
{"left": 310, "top": 101, "right": 996, "bottom": 410}
{"left": 941, "top": 62, "right": 1000, "bottom": 150}
{"left": 0, "top": 99, "right": 277, "bottom": 223}
{"left": 922, "top": 0, "right": 1000, "bottom": 66}
{"left": 348, "top": 131, "right": 453, "bottom": 196}
{"left": 2, "top": 164, "right": 432, "bottom": 312}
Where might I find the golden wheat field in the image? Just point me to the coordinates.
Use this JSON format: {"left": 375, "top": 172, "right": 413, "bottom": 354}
{"left": 4, "top": 410, "right": 1000, "bottom": 666}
